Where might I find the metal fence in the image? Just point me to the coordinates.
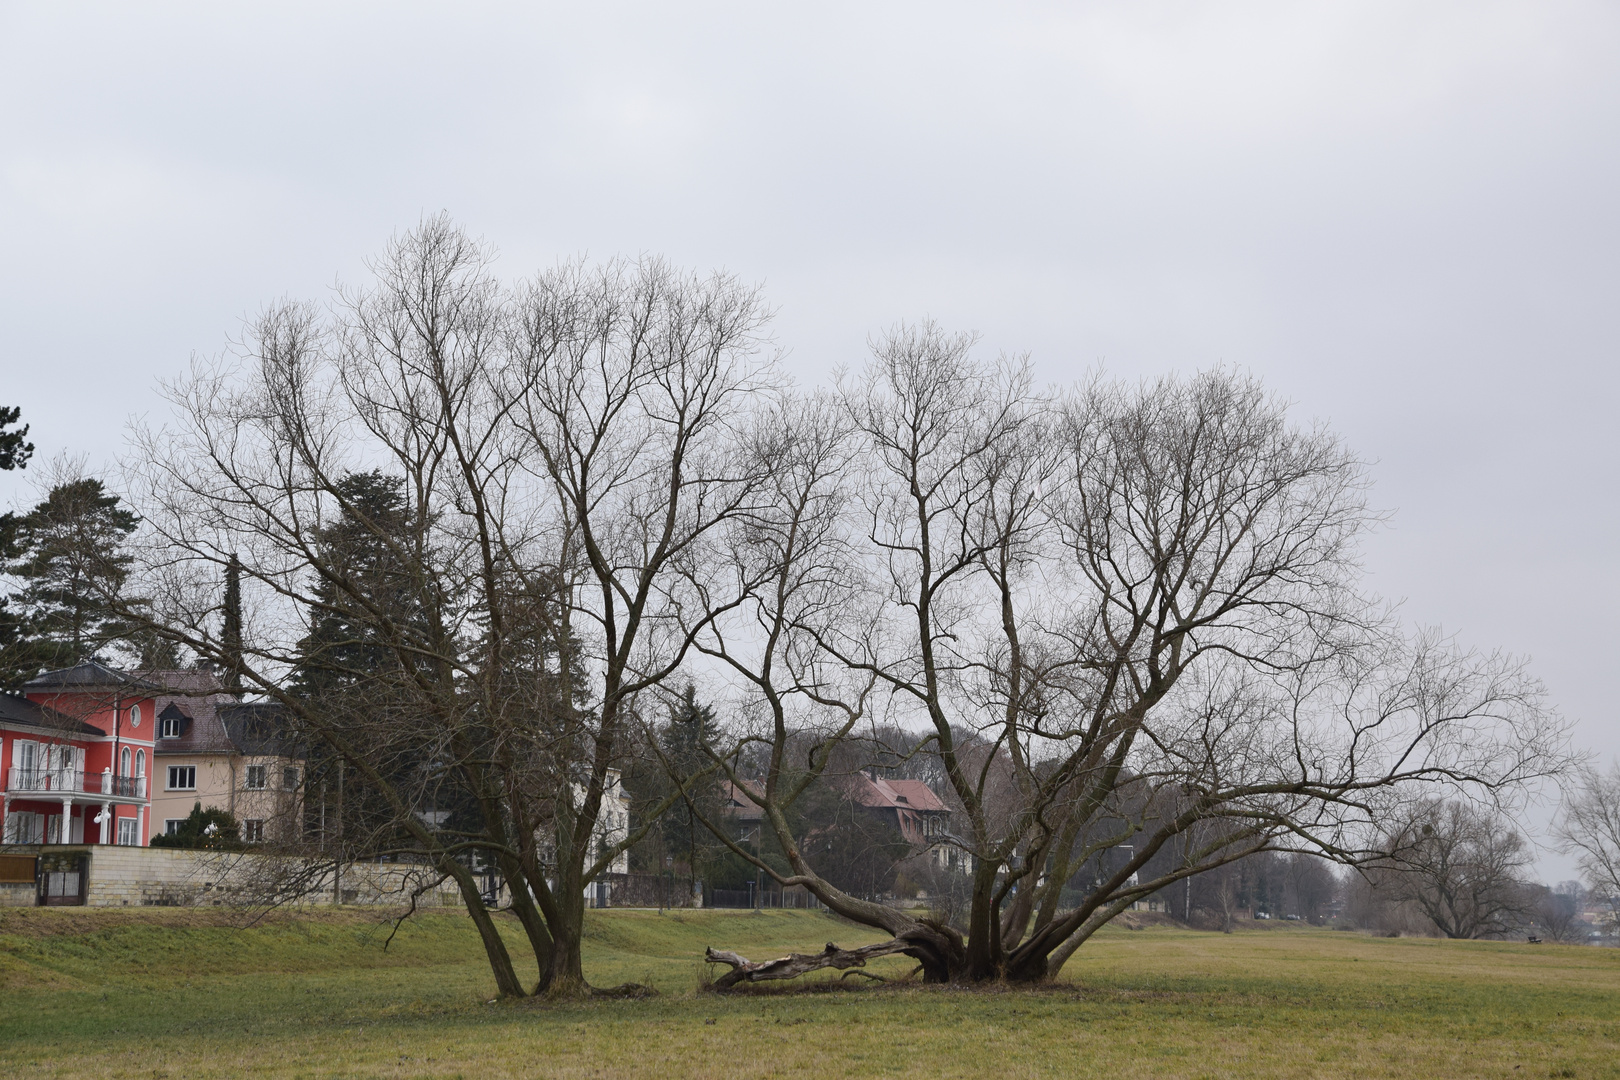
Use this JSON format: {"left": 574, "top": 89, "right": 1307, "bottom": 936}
{"left": 703, "top": 884, "right": 822, "bottom": 910}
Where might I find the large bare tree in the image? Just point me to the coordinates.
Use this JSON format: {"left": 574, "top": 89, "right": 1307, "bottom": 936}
{"left": 1558, "top": 762, "right": 1620, "bottom": 930}
{"left": 694, "top": 324, "right": 1569, "bottom": 984}
{"left": 123, "top": 217, "right": 773, "bottom": 996}
{"left": 1370, "top": 799, "right": 1535, "bottom": 939}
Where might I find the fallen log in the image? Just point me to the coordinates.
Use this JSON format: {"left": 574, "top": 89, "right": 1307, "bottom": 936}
{"left": 704, "top": 939, "right": 916, "bottom": 989}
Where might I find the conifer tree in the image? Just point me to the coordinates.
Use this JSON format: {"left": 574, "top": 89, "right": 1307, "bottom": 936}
{"left": 222, "top": 553, "right": 244, "bottom": 694}
{"left": 2, "top": 477, "right": 139, "bottom": 680}
{"left": 0, "top": 406, "right": 32, "bottom": 685}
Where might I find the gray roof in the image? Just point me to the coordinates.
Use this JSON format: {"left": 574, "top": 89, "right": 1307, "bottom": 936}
{"left": 0, "top": 692, "right": 103, "bottom": 737}
{"left": 21, "top": 661, "right": 162, "bottom": 692}
{"left": 152, "top": 694, "right": 299, "bottom": 760}
{"left": 219, "top": 702, "right": 299, "bottom": 757}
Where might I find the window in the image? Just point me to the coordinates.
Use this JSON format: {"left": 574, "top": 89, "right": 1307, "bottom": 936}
{"left": 129, "top": 704, "right": 142, "bottom": 729}
{"left": 243, "top": 819, "right": 265, "bottom": 843}
{"left": 120, "top": 747, "right": 132, "bottom": 776}
{"left": 167, "top": 765, "right": 196, "bottom": 791}
{"left": 161, "top": 716, "right": 181, "bottom": 739}
{"left": 3, "top": 812, "right": 43, "bottom": 844}
{"left": 117, "top": 818, "right": 138, "bottom": 846}
{"left": 164, "top": 819, "right": 185, "bottom": 836}
{"left": 245, "top": 765, "right": 266, "bottom": 790}
{"left": 135, "top": 750, "right": 145, "bottom": 777}
{"left": 282, "top": 766, "right": 300, "bottom": 791}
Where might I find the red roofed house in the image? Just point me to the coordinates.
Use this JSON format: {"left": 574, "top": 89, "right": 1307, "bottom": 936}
{"left": 841, "top": 772, "right": 952, "bottom": 848}
{"left": 1, "top": 662, "right": 158, "bottom": 854}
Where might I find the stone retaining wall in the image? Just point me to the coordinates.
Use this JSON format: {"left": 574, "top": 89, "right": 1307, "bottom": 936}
{"left": 0, "top": 844, "right": 465, "bottom": 908}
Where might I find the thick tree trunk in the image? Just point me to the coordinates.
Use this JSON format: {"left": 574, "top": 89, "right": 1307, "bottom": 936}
{"left": 439, "top": 856, "right": 526, "bottom": 998}
{"left": 963, "top": 862, "right": 1005, "bottom": 980}
{"left": 540, "top": 888, "right": 588, "bottom": 996}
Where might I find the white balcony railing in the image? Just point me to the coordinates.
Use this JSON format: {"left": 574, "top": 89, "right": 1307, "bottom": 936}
{"left": 6, "top": 769, "right": 147, "bottom": 799}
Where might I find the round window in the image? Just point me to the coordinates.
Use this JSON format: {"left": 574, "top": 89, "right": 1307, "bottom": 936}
{"left": 130, "top": 704, "right": 142, "bottom": 728}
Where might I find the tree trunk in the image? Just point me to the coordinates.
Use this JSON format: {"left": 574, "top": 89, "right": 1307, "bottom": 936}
{"left": 963, "top": 862, "right": 1005, "bottom": 980}
{"left": 497, "top": 851, "right": 554, "bottom": 983}
{"left": 540, "top": 887, "right": 589, "bottom": 996}
{"left": 705, "top": 940, "right": 915, "bottom": 988}
{"left": 439, "top": 856, "right": 526, "bottom": 998}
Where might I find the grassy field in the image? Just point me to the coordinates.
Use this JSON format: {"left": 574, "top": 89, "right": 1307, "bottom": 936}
{"left": 1, "top": 906, "right": 1617, "bottom": 1079}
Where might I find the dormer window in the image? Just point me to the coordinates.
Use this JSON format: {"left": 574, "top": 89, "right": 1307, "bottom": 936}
{"left": 158, "top": 704, "right": 188, "bottom": 739}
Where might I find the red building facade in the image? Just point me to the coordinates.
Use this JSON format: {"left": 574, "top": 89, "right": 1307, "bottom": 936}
{"left": 0, "top": 663, "right": 157, "bottom": 848}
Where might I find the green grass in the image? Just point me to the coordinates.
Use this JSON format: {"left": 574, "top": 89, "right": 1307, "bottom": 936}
{"left": 1, "top": 906, "right": 1617, "bottom": 1078}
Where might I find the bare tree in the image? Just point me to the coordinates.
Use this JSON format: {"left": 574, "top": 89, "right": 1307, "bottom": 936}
{"left": 500, "top": 253, "right": 777, "bottom": 992}
{"left": 122, "top": 218, "right": 772, "bottom": 997}
{"left": 1557, "top": 762, "right": 1620, "bottom": 929}
{"left": 697, "top": 327, "right": 1569, "bottom": 985}
{"left": 1531, "top": 881, "right": 1586, "bottom": 944}
{"left": 1373, "top": 799, "right": 1535, "bottom": 939}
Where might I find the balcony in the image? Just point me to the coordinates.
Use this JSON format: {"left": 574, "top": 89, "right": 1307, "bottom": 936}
{"left": 6, "top": 769, "right": 147, "bottom": 799}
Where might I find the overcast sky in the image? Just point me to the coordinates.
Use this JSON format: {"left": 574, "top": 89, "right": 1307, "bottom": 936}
{"left": 2, "top": 2, "right": 1615, "bottom": 877}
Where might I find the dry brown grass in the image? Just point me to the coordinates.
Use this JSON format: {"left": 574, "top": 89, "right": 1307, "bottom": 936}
{"left": 1, "top": 909, "right": 1616, "bottom": 1078}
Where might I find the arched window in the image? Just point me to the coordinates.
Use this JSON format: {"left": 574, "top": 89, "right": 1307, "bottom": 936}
{"left": 120, "top": 747, "right": 132, "bottom": 776}
{"left": 135, "top": 750, "right": 146, "bottom": 777}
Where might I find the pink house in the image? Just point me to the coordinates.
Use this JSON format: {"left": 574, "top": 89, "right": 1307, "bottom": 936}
{"left": 1, "top": 662, "right": 157, "bottom": 849}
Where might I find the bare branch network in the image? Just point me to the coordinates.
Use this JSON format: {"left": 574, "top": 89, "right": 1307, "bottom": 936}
{"left": 107, "top": 217, "right": 1570, "bottom": 993}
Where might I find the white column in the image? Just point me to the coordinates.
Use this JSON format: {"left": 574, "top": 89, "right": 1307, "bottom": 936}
{"left": 137, "top": 805, "right": 146, "bottom": 847}
{"left": 98, "top": 803, "right": 112, "bottom": 845}
{"left": 61, "top": 798, "right": 73, "bottom": 845}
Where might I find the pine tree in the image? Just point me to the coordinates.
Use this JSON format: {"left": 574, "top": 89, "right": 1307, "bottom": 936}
{"left": 0, "top": 406, "right": 32, "bottom": 685}
{"left": 290, "top": 471, "right": 424, "bottom": 694}
{"left": 0, "top": 406, "right": 31, "bottom": 472}
{"left": 2, "top": 477, "right": 139, "bottom": 681}
{"left": 659, "top": 684, "right": 722, "bottom": 894}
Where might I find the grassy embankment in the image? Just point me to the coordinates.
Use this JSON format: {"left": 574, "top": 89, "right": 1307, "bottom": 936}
{"left": 2, "top": 905, "right": 1617, "bottom": 1079}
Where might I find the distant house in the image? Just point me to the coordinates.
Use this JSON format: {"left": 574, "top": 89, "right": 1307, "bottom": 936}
{"left": 720, "top": 780, "right": 765, "bottom": 845}
{"left": 841, "top": 772, "right": 951, "bottom": 845}
{"left": 839, "top": 771, "right": 969, "bottom": 872}
{"left": 0, "top": 661, "right": 306, "bottom": 855}
{"left": 591, "top": 769, "right": 632, "bottom": 877}
{"left": 1, "top": 662, "right": 160, "bottom": 849}
{"left": 719, "top": 772, "right": 966, "bottom": 873}
{"left": 146, "top": 676, "right": 303, "bottom": 845}
{"left": 537, "top": 769, "right": 633, "bottom": 907}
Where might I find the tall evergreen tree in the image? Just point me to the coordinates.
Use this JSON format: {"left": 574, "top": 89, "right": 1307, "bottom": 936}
{"left": 222, "top": 553, "right": 244, "bottom": 694}
{"left": 2, "top": 477, "right": 139, "bottom": 682}
{"left": 0, "top": 406, "right": 31, "bottom": 472}
{"left": 659, "top": 684, "right": 722, "bottom": 893}
{"left": 290, "top": 471, "right": 424, "bottom": 695}
{"left": 0, "top": 406, "right": 32, "bottom": 685}
{"left": 288, "top": 471, "right": 441, "bottom": 862}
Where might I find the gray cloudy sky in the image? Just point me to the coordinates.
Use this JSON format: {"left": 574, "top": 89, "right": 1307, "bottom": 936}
{"left": 2, "top": 3, "right": 1615, "bottom": 874}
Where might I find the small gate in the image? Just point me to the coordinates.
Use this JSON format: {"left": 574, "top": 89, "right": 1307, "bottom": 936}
{"left": 36, "top": 851, "right": 87, "bottom": 906}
